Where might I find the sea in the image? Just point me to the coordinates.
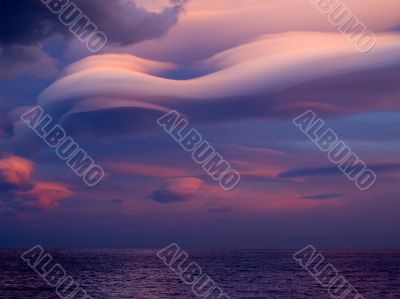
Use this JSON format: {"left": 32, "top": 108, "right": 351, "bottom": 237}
{"left": 0, "top": 249, "right": 399, "bottom": 298}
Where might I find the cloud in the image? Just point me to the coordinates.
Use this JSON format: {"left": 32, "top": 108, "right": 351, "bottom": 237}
{"left": 131, "top": 0, "right": 400, "bottom": 63}
{"left": 0, "top": 155, "right": 34, "bottom": 187}
{"left": 279, "top": 166, "right": 342, "bottom": 179}
{"left": 299, "top": 193, "right": 343, "bottom": 200}
{"left": 0, "top": 155, "right": 73, "bottom": 213}
{"left": 0, "top": 115, "right": 14, "bottom": 139}
{"left": 19, "top": 182, "right": 73, "bottom": 210}
{"left": 279, "top": 163, "right": 400, "bottom": 179}
{"left": 207, "top": 207, "right": 231, "bottom": 213}
{"left": 150, "top": 177, "right": 203, "bottom": 203}
{"left": 105, "top": 162, "right": 190, "bottom": 179}
{"left": 58, "top": 98, "right": 170, "bottom": 138}
{"left": 42, "top": 32, "right": 400, "bottom": 101}
{"left": 1, "top": 0, "right": 187, "bottom": 47}
{"left": 0, "top": 0, "right": 187, "bottom": 77}
{"left": 370, "top": 163, "right": 400, "bottom": 173}
{"left": 0, "top": 45, "right": 59, "bottom": 79}
{"left": 0, "top": 0, "right": 62, "bottom": 46}
{"left": 37, "top": 32, "right": 400, "bottom": 138}
{"left": 75, "top": 0, "right": 188, "bottom": 46}
{"left": 0, "top": 0, "right": 62, "bottom": 78}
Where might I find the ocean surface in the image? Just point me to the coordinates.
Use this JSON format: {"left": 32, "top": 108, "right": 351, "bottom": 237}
{"left": 0, "top": 249, "right": 399, "bottom": 298}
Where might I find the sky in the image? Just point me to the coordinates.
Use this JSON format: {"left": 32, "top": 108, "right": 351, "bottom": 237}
{"left": 0, "top": 0, "right": 400, "bottom": 249}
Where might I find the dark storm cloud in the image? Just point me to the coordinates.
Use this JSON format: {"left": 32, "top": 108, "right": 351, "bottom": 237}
{"left": 0, "top": 0, "right": 64, "bottom": 46}
{"left": 0, "top": 0, "right": 187, "bottom": 47}
{"left": 72, "top": 0, "right": 187, "bottom": 46}
{"left": 0, "top": 0, "right": 187, "bottom": 77}
{"left": 0, "top": 0, "right": 61, "bottom": 77}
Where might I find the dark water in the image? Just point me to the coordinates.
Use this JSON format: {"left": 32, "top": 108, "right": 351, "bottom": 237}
{"left": 0, "top": 249, "right": 399, "bottom": 298}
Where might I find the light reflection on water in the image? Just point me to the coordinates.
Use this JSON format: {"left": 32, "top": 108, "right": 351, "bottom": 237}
{"left": 0, "top": 249, "right": 399, "bottom": 298}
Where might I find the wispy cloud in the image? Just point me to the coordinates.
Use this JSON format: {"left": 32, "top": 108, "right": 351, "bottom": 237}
{"left": 150, "top": 177, "right": 203, "bottom": 204}
{"left": 299, "top": 193, "right": 343, "bottom": 200}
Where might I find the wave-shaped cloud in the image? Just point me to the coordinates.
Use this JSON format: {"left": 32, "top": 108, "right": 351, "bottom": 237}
{"left": 38, "top": 31, "right": 400, "bottom": 137}
{"left": 131, "top": 0, "right": 400, "bottom": 63}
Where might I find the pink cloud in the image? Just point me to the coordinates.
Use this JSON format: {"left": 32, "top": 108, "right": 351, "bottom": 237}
{"left": 130, "top": 0, "right": 400, "bottom": 62}
{"left": 104, "top": 162, "right": 191, "bottom": 178}
{"left": 19, "top": 182, "right": 73, "bottom": 210}
{"left": 38, "top": 32, "right": 400, "bottom": 134}
{"left": 0, "top": 155, "right": 73, "bottom": 212}
{"left": 150, "top": 177, "right": 204, "bottom": 203}
{"left": 0, "top": 155, "right": 34, "bottom": 186}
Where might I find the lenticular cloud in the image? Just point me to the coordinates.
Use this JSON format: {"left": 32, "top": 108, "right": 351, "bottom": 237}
{"left": 38, "top": 31, "right": 400, "bottom": 137}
